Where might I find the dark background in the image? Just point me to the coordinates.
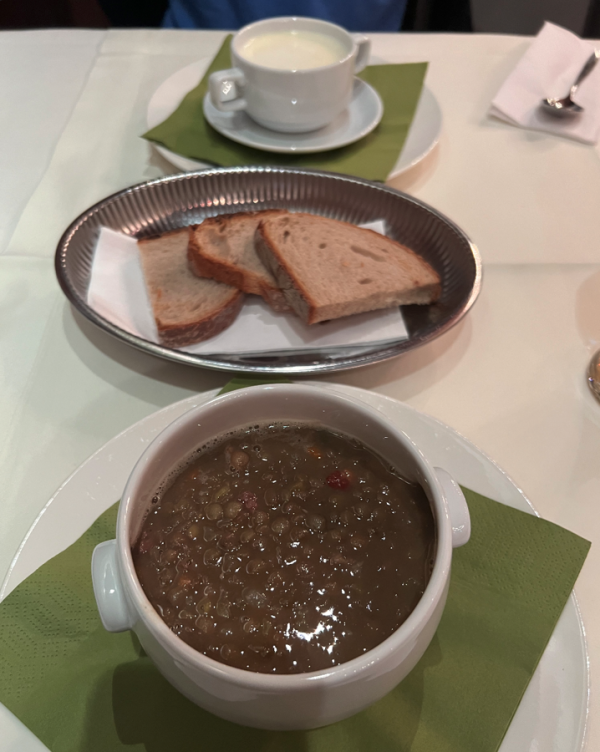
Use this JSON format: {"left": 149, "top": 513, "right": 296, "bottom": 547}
{"left": 0, "top": 0, "right": 598, "bottom": 35}
{"left": 0, "top": 0, "right": 167, "bottom": 29}
{"left": 0, "top": 0, "right": 109, "bottom": 28}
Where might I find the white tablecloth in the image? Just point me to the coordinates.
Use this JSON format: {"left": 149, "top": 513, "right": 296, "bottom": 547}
{"left": 1, "top": 28, "right": 599, "bottom": 751}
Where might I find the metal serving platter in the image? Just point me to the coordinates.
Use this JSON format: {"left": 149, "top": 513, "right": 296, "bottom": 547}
{"left": 55, "top": 167, "right": 481, "bottom": 374}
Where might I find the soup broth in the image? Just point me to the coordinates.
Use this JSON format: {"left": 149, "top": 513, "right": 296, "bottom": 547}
{"left": 133, "top": 423, "right": 436, "bottom": 674}
{"left": 239, "top": 30, "right": 348, "bottom": 70}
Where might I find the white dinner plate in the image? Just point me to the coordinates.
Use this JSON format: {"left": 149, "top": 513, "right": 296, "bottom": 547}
{"left": 146, "top": 60, "right": 442, "bottom": 177}
{"left": 0, "top": 385, "right": 588, "bottom": 751}
{"left": 201, "top": 79, "right": 383, "bottom": 154}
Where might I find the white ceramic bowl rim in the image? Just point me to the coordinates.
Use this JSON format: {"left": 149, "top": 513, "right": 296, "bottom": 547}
{"left": 117, "top": 384, "right": 453, "bottom": 689}
{"left": 231, "top": 16, "right": 358, "bottom": 73}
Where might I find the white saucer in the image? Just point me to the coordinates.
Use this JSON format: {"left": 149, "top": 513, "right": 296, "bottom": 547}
{"left": 146, "top": 60, "right": 442, "bottom": 176}
{"left": 202, "top": 79, "right": 383, "bottom": 154}
{"left": 0, "top": 384, "right": 588, "bottom": 752}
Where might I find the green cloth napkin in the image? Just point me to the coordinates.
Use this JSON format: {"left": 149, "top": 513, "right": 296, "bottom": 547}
{"left": 143, "top": 37, "right": 428, "bottom": 182}
{"left": 0, "top": 379, "right": 591, "bottom": 752}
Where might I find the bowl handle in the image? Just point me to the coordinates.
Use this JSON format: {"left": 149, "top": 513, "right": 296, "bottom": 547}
{"left": 91, "top": 539, "right": 134, "bottom": 632}
{"left": 434, "top": 468, "right": 471, "bottom": 548}
{"left": 209, "top": 68, "right": 248, "bottom": 112}
{"left": 352, "top": 34, "right": 371, "bottom": 73}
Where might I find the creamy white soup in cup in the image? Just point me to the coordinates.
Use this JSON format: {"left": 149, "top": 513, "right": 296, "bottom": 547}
{"left": 208, "top": 16, "right": 371, "bottom": 133}
{"left": 91, "top": 384, "right": 470, "bottom": 730}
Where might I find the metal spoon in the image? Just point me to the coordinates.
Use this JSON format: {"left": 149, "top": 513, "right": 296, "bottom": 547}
{"left": 588, "top": 350, "right": 600, "bottom": 403}
{"left": 541, "top": 49, "right": 600, "bottom": 116}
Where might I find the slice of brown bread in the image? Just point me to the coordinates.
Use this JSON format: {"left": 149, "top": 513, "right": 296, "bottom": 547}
{"left": 138, "top": 228, "right": 244, "bottom": 348}
{"left": 188, "top": 210, "right": 290, "bottom": 312}
{"left": 255, "top": 213, "right": 441, "bottom": 325}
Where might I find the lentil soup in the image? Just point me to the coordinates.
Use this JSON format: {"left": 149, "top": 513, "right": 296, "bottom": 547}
{"left": 132, "top": 423, "right": 436, "bottom": 674}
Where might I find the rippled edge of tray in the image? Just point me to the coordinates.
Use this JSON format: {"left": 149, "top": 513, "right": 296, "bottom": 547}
{"left": 55, "top": 166, "right": 482, "bottom": 374}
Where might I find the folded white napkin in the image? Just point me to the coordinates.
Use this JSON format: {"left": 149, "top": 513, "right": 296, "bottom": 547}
{"left": 87, "top": 224, "right": 408, "bottom": 356}
{"left": 490, "top": 21, "right": 600, "bottom": 144}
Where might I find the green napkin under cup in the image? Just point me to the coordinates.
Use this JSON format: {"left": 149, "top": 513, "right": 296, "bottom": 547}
{"left": 0, "top": 379, "right": 591, "bottom": 751}
{"left": 143, "top": 37, "right": 428, "bottom": 182}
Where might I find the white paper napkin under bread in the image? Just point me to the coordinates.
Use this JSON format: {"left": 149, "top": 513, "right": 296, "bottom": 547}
{"left": 490, "top": 21, "right": 600, "bottom": 144}
{"left": 87, "top": 223, "right": 409, "bottom": 355}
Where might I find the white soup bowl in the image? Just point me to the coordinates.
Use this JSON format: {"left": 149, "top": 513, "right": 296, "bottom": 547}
{"left": 91, "top": 384, "right": 470, "bottom": 730}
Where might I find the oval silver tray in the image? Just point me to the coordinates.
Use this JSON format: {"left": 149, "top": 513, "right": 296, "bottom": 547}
{"left": 55, "top": 167, "right": 481, "bottom": 374}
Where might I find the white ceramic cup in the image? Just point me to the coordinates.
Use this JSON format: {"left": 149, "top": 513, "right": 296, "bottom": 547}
{"left": 208, "top": 16, "right": 371, "bottom": 133}
{"left": 91, "top": 384, "right": 470, "bottom": 730}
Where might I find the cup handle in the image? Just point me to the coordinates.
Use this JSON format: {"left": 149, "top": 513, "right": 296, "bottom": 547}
{"left": 208, "top": 68, "right": 248, "bottom": 112}
{"left": 434, "top": 468, "right": 471, "bottom": 548}
{"left": 352, "top": 34, "right": 371, "bottom": 73}
{"left": 91, "top": 539, "right": 133, "bottom": 632}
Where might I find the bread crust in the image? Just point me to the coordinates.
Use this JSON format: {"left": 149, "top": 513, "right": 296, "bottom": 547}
{"left": 188, "top": 211, "right": 290, "bottom": 312}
